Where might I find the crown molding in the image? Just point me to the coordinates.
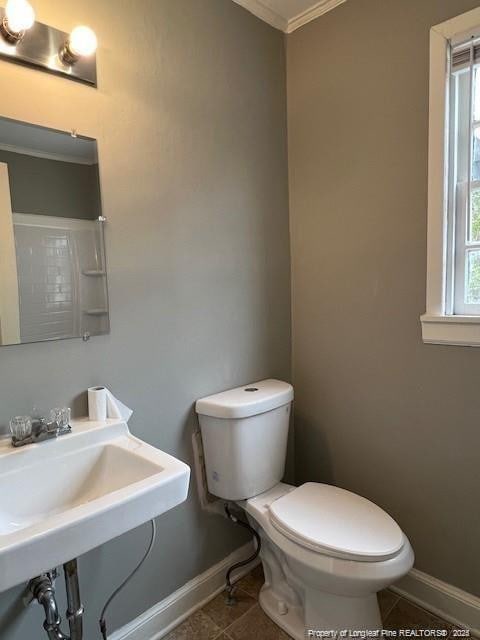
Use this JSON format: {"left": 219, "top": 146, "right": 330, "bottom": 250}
{"left": 231, "top": 0, "right": 347, "bottom": 33}
{"left": 286, "top": 0, "right": 347, "bottom": 33}
{"left": 231, "top": 0, "right": 288, "bottom": 32}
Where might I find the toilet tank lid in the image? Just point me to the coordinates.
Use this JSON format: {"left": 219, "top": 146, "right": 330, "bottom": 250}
{"left": 195, "top": 379, "right": 293, "bottom": 419}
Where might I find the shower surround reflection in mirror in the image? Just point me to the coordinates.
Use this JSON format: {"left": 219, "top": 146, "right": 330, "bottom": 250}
{"left": 0, "top": 117, "right": 108, "bottom": 346}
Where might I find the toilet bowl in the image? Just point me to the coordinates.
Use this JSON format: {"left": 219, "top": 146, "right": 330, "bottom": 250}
{"left": 196, "top": 380, "right": 414, "bottom": 638}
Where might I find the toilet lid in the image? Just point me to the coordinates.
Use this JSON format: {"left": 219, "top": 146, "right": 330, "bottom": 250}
{"left": 269, "top": 483, "right": 404, "bottom": 561}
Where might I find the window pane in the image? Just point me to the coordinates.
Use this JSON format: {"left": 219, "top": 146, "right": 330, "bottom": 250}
{"left": 466, "top": 251, "right": 480, "bottom": 304}
{"left": 471, "top": 68, "right": 480, "bottom": 179}
{"left": 453, "top": 71, "right": 470, "bottom": 182}
{"left": 470, "top": 189, "right": 480, "bottom": 242}
{"left": 474, "top": 66, "right": 480, "bottom": 122}
{"left": 472, "top": 128, "right": 480, "bottom": 180}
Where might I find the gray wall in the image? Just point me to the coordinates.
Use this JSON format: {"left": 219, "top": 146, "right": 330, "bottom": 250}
{"left": 0, "top": 149, "right": 101, "bottom": 219}
{"left": 287, "top": 0, "right": 480, "bottom": 596}
{"left": 0, "top": 1, "right": 290, "bottom": 638}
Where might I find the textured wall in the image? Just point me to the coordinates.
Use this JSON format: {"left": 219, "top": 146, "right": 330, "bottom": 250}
{"left": 0, "top": 1, "right": 290, "bottom": 637}
{"left": 287, "top": 0, "right": 480, "bottom": 596}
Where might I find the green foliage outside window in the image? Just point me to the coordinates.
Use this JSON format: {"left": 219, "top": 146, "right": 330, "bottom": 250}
{"left": 468, "top": 192, "right": 480, "bottom": 304}
{"left": 467, "top": 251, "right": 480, "bottom": 304}
{"left": 472, "top": 190, "right": 480, "bottom": 241}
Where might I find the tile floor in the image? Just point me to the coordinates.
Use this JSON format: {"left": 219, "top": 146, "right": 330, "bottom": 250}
{"left": 164, "top": 565, "right": 467, "bottom": 640}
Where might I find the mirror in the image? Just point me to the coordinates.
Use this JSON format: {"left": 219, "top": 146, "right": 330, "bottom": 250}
{"left": 0, "top": 116, "right": 108, "bottom": 346}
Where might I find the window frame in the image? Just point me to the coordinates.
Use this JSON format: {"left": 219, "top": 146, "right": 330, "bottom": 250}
{"left": 421, "top": 7, "right": 480, "bottom": 346}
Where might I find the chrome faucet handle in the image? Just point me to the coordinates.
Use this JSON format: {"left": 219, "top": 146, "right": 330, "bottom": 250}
{"left": 49, "top": 408, "right": 71, "bottom": 435}
{"left": 9, "top": 416, "right": 33, "bottom": 444}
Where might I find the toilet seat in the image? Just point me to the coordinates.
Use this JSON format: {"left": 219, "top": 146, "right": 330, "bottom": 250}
{"left": 269, "top": 483, "right": 404, "bottom": 562}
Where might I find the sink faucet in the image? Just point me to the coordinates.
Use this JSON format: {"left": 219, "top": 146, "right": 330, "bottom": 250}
{"left": 10, "top": 411, "right": 71, "bottom": 448}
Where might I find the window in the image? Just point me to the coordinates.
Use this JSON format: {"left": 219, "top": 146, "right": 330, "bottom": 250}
{"left": 421, "top": 8, "right": 480, "bottom": 346}
{"left": 449, "top": 41, "right": 480, "bottom": 316}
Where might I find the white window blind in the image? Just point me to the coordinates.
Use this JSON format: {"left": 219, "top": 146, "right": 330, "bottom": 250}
{"left": 452, "top": 42, "right": 480, "bottom": 70}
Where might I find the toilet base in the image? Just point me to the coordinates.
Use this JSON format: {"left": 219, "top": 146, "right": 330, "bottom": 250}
{"left": 259, "top": 586, "right": 304, "bottom": 640}
{"left": 258, "top": 577, "right": 382, "bottom": 639}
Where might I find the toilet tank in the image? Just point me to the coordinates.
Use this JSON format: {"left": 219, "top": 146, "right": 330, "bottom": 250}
{"left": 195, "top": 379, "right": 293, "bottom": 501}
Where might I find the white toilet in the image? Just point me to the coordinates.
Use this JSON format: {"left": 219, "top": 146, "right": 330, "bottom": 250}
{"left": 196, "top": 379, "right": 414, "bottom": 639}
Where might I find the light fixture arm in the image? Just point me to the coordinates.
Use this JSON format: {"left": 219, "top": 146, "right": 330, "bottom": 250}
{"left": 59, "top": 40, "right": 80, "bottom": 66}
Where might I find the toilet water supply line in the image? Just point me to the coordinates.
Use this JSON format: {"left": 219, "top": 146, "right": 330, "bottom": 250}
{"left": 224, "top": 505, "right": 261, "bottom": 605}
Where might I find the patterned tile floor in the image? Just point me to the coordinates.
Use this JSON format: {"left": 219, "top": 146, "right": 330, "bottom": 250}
{"left": 164, "top": 565, "right": 466, "bottom": 640}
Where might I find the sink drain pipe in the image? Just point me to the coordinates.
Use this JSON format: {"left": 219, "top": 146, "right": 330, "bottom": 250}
{"left": 64, "top": 560, "right": 84, "bottom": 639}
{"left": 29, "top": 559, "right": 84, "bottom": 640}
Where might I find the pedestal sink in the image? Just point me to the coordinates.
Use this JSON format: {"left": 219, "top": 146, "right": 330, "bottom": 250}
{"left": 0, "top": 418, "right": 190, "bottom": 592}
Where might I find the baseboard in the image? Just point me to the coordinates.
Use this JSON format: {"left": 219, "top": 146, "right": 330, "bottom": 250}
{"left": 392, "top": 569, "right": 480, "bottom": 636}
{"left": 110, "top": 542, "right": 258, "bottom": 640}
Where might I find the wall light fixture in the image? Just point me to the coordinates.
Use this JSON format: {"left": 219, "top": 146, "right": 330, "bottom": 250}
{"left": 0, "top": 2, "right": 97, "bottom": 86}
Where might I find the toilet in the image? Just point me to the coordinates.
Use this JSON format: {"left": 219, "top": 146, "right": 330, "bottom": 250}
{"left": 196, "top": 379, "right": 414, "bottom": 638}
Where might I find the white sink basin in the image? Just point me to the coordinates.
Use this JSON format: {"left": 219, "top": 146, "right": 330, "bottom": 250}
{"left": 0, "top": 418, "right": 190, "bottom": 592}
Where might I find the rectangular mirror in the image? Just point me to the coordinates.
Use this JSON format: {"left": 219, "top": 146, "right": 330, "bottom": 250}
{"left": 0, "top": 116, "right": 109, "bottom": 346}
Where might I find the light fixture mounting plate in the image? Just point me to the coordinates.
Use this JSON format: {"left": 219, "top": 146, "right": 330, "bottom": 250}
{"left": 0, "top": 7, "right": 97, "bottom": 87}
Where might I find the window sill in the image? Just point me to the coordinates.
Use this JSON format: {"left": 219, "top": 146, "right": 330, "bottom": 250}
{"left": 421, "top": 314, "right": 480, "bottom": 346}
